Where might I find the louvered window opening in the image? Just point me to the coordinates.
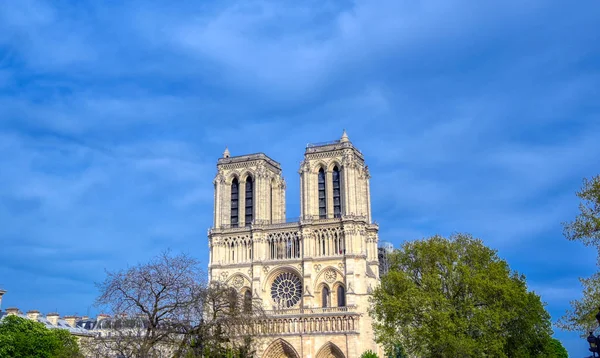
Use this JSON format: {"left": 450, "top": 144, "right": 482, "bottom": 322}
{"left": 332, "top": 166, "right": 341, "bottom": 218}
{"left": 318, "top": 168, "right": 326, "bottom": 219}
{"left": 231, "top": 179, "right": 239, "bottom": 228}
{"left": 245, "top": 177, "right": 253, "bottom": 227}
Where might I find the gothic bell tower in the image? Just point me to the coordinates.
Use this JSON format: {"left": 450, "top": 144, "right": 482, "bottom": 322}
{"left": 299, "top": 130, "right": 372, "bottom": 222}
{"left": 212, "top": 149, "right": 286, "bottom": 229}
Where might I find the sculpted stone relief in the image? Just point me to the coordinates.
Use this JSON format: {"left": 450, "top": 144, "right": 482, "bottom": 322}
{"left": 300, "top": 160, "right": 311, "bottom": 173}
{"left": 324, "top": 269, "right": 337, "bottom": 283}
{"left": 256, "top": 163, "right": 268, "bottom": 178}
{"left": 232, "top": 275, "right": 244, "bottom": 289}
{"left": 213, "top": 169, "right": 225, "bottom": 185}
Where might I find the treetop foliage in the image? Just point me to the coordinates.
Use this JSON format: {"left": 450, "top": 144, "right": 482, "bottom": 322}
{"left": 0, "top": 315, "right": 81, "bottom": 358}
{"left": 559, "top": 174, "right": 600, "bottom": 335}
{"left": 371, "top": 233, "right": 562, "bottom": 357}
{"left": 563, "top": 175, "right": 600, "bottom": 254}
{"left": 359, "top": 349, "right": 380, "bottom": 358}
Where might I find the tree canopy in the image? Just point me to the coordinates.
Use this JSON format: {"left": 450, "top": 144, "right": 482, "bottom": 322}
{"left": 359, "top": 350, "right": 380, "bottom": 358}
{"left": 563, "top": 175, "right": 600, "bottom": 248}
{"left": 559, "top": 174, "right": 600, "bottom": 335}
{"left": 370, "top": 233, "right": 562, "bottom": 357}
{"left": 0, "top": 315, "right": 81, "bottom": 358}
{"left": 547, "top": 338, "right": 569, "bottom": 358}
{"left": 90, "top": 250, "right": 262, "bottom": 358}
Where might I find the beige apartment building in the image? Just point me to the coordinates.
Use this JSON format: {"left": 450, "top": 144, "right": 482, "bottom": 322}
{"left": 208, "top": 131, "right": 382, "bottom": 358}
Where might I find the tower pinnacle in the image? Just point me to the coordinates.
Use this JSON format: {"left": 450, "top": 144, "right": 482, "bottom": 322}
{"left": 340, "top": 129, "right": 349, "bottom": 143}
{"left": 223, "top": 146, "right": 230, "bottom": 158}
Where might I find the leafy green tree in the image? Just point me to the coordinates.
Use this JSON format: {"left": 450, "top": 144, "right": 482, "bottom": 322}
{"left": 559, "top": 174, "right": 600, "bottom": 334}
{"left": 359, "top": 350, "right": 380, "bottom": 358}
{"left": 388, "top": 343, "right": 407, "bottom": 358}
{"left": 0, "top": 315, "right": 82, "bottom": 358}
{"left": 370, "top": 234, "right": 558, "bottom": 357}
{"left": 563, "top": 175, "right": 600, "bottom": 248}
{"left": 546, "top": 338, "right": 568, "bottom": 358}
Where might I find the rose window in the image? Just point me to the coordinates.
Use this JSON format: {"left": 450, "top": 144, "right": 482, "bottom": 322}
{"left": 270, "top": 272, "right": 302, "bottom": 308}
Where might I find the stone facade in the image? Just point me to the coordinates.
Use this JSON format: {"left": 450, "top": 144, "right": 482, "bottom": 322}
{"left": 208, "top": 131, "right": 382, "bottom": 358}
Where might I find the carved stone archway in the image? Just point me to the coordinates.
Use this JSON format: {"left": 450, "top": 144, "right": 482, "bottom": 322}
{"left": 262, "top": 338, "right": 300, "bottom": 358}
{"left": 315, "top": 341, "right": 345, "bottom": 358}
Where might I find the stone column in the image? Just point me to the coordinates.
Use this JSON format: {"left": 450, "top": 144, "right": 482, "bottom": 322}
{"left": 299, "top": 170, "right": 304, "bottom": 220}
{"left": 213, "top": 182, "right": 219, "bottom": 228}
{"left": 347, "top": 164, "right": 357, "bottom": 215}
{"left": 222, "top": 181, "right": 231, "bottom": 226}
{"left": 366, "top": 175, "right": 372, "bottom": 223}
{"left": 356, "top": 174, "right": 364, "bottom": 217}
{"left": 280, "top": 179, "right": 286, "bottom": 220}
{"left": 266, "top": 177, "right": 272, "bottom": 223}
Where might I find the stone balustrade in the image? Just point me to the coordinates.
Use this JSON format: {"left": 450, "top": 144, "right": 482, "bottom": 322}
{"left": 264, "top": 305, "right": 357, "bottom": 316}
{"left": 255, "top": 314, "right": 359, "bottom": 336}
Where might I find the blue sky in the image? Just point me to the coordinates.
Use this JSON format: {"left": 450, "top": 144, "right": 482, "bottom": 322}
{"left": 0, "top": 0, "right": 599, "bottom": 355}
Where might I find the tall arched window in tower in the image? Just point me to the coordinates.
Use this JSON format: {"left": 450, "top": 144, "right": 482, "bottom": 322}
{"left": 318, "top": 168, "right": 326, "bottom": 219}
{"left": 322, "top": 286, "right": 330, "bottom": 308}
{"left": 332, "top": 166, "right": 341, "bottom": 218}
{"left": 337, "top": 286, "right": 346, "bottom": 307}
{"left": 231, "top": 178, "right": 239, "bottom": 228}
{"left": 245, "top": 176, "right": 253, "bottom": 227}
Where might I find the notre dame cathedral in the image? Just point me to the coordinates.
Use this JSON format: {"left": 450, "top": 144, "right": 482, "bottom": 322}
{"left": 208, "top": 131, "right": 382, "bottom": 358}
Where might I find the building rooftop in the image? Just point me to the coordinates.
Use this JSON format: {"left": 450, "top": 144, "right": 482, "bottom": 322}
{"left": 217, "top": 152, "right": 282, "bottom": 171}
{"left": 305, "top": 130, "right": 364, "bottom": 160}
{"left": 0, "top": 310, "right": 93, "bottom": 336}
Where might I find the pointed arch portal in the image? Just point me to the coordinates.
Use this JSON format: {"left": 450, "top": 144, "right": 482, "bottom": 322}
{"left": 262, "top": 339, "right": 300, "bottom": 358}
{"left": 315, "top": 341, "right": 345, "bottom": 358}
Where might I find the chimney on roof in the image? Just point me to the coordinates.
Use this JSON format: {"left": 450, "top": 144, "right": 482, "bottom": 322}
{"left": 26, "top": 310, "right": 40, "bottom": 321}
{"left": 46, "top": 312, "right": 59, "bottom": 326}
{"left": 64, "top": 316, "right": 78, "bottom": 328}
{"left": 6, "top": 307, "right": 19, "bottom": 316}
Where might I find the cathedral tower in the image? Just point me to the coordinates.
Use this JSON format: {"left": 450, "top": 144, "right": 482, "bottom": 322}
{"left": 212, "top": 150, "right": 286, "bottom": 229}
{"left": 299, "top": 129, "right": 372, "bottom": 223}
{"left": 208, "top": 132, "right": 381, "bottom": 358}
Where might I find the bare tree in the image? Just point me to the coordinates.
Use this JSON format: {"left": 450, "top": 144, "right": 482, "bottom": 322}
{"left": 89, "top": 251, "right": 204, "bottom": 357}
{"left": 173, "top": 281, "right": 265, "bottom": 358}
{"left": 87, "top": 251, "right": 264, "bottom": 358}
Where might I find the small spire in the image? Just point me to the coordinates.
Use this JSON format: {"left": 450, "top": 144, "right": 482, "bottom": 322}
{"left": 340, "top": 129, "right": 349, "bottom": 143}
{"left": 223, "top": 146, "right": 230, "bottom": 158}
